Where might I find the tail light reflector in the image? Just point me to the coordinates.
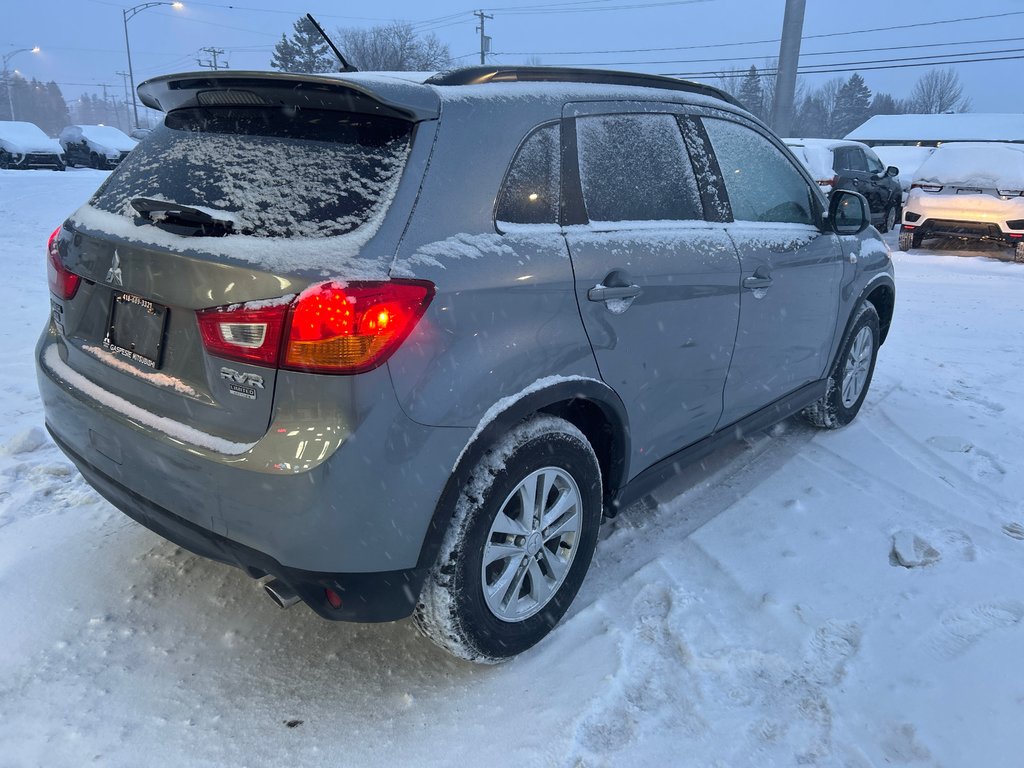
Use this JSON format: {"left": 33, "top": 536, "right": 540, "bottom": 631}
{"left": 47, "top": 226, "right": 81, "bottom": 300}
{"left": 197, "top": 280, "right": 434, "bottom": 374}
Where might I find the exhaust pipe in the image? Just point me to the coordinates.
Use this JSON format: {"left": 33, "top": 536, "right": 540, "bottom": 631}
{"left": 264, "top": 579, "right": 301, "bottom": 609}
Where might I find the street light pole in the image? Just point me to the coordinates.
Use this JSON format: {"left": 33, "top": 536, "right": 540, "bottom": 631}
{"left": 3, "top": 47, "right": 40, "bottom": 122}
{"left": 122, "top": 2, "right": 183, "bottom": 130}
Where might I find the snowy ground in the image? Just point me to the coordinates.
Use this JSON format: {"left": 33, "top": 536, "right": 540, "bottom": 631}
{"left": 1, "top": 169, "right": 1022, "bottom": 767}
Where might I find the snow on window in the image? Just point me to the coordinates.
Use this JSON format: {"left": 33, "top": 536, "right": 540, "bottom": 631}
{"left": 703, "top": 118, "right": 815, "bottom": 226}
{"left": 496, "top": 123, "right": 560, "bottom": 226}
{"left": 577, "top": 113, "right": 702, "bottom": 224}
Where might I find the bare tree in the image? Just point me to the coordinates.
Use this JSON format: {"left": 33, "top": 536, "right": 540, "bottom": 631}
{"left": 336, "top": 22, "right": 452, "bottom": 72}
{"left": 908, "top": 68, "right": 971, "bottom": 113}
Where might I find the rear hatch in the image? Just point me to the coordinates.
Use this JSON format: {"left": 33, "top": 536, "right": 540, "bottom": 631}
{"left": 52, "top": 72, "right": 438, "bottom": 444}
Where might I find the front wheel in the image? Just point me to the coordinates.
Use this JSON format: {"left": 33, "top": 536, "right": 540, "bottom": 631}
{"left": 803, "top": 302, "right": 880, "bottom": 429}
{"left": 1015, "top": 241, "right": 1024, "bottom": 263}
{"left": 414, "top": 415, "right": 603, "bottom": 663}
{"left": 882, "top": 204, "right": 899, "bottom": 233}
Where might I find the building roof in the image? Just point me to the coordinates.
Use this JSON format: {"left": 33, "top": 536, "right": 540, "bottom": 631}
{"left": 846, "top": 113, "right": 1024, "bottom": 144}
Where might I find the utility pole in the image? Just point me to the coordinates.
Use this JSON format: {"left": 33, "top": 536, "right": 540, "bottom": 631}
{"left": 770, "top": 0, "right": 806, "bottom": 137}
{"left": 116, "top": 71, "right": 132, "bottom": 131}
{"left": 474, "top": 11, "right": 493, "bottom": 66}
{"left": 196, "top": 47, "right": 228, "bottom": 70}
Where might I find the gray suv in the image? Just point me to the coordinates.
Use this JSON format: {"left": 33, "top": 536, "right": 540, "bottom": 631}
{"left": 36, "top": 67, "right": 895, "bottom": 662}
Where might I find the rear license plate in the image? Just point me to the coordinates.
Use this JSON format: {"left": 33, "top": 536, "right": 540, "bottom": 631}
{"left": 103, "top": 292, "right": 168, "bottom": 369}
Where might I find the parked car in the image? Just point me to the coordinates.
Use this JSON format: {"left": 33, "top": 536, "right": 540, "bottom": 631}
{"left": 784, "top": 138, "right": 902, "bottom": 231}
{"left": 872, "top": 144, "right": 936, "bottom": 202}
{"left": 0, "top": 120, "right": 65, "bottom": 170}
{"left": 37, "top": 67, "right": 895, "bottom": 662}
{"left": 59, "top": 124, "right": 137, "bottom": 170}
{"left": 899, "top": 141, "right": 1024, "bottom": 261}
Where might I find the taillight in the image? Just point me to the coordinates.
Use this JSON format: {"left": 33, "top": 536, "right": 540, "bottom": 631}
{"left": 46, "top": 226, "right": 80, "bottom": 300}
{"left": 197, "top": 280, "right": 434, "bottom": 374}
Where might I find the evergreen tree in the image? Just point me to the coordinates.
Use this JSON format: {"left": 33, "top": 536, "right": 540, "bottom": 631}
{"left": 869, "top": 92, "right": 902, "bottom": 117}
{"left": 271, "top": 17, "right": 335, "bottom": 73}
{"left": 737, "top": 66, "right": 765, "bottom": 121}
{"left": 832, "top": 73, "right": 872, "bottom": 138}
{"left": 793, "top": 95, "right": 828, "bottom": 138}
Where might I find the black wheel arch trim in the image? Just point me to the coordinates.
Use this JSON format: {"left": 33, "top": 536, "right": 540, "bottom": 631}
{"left": 851, "top": 273, "right": 895, "bottom": 347}
{"left": 415, "top": 378, "right": 630, "bottom": 571}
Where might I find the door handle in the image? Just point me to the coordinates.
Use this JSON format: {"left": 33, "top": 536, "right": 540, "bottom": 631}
{"left": 588, "top": 284, "right": 642, "bottom": 302}
{"left": 742, "top": 272, "right": 773, "bottom": 290}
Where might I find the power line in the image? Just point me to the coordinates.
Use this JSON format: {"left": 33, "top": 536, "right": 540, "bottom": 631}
{"left": 493, "top": 0, "right": 712, "bottom": 14}
{"left": 493, "top": 10, "right": 1024, "bottom": 55}
{"left": 666, "top": 52, "right": 1024, "bottom": 79}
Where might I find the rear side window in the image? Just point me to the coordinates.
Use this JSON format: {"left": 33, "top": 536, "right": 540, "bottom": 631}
{"left": 576, "top": 113, "right": 703, "bottom": 223}
{"left": 496, "top": 123, "right": 560, "bottom": 226}
{"left": 90, "top": 107, "right": 413, "bottom": 239}
{"left": 702, "top": 118, "right": 815, "bottom": 225}
{"left": 835, "top": 147, "right": 867, "bottom": 172}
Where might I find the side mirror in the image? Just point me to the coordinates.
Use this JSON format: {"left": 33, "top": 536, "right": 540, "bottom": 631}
{"left": 886, "top": 165, "right": 899, "bottom": 178}
{"left": 829, "top": 189, "right": 870, "bottom": 235}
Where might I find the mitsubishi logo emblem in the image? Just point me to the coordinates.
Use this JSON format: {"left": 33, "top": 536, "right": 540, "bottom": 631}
{"left": 106, "top": 250, "right": 123, "bottom": 286}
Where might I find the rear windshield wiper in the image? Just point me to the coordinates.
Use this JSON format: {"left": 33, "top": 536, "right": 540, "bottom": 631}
{"left": 131, "top": 197, "right": 236, "bottom": 237}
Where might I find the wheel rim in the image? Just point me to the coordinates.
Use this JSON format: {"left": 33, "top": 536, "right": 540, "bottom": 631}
{"left": 841, "top": 326, "right": 874, "bottom": 408}
{"left": 481, "top": 467, "right": 582, "bottom": 622}
{"left": 885, "top": 207, "right": 897, "bottom": 231}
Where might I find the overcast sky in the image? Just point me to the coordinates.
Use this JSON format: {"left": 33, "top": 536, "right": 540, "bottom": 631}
{"left": 5, "top": 0, "right": 1023, "bottom": 113}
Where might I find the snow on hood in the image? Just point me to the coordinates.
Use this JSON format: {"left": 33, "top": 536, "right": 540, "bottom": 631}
{"left": 914, "top": 142, "right": 1024, "bottom": 188}
{"left": 0, "top": 121, "right": 63, "bottom": 154}
{"left": 60, "top": 125, "right": 137, "bottom": 153}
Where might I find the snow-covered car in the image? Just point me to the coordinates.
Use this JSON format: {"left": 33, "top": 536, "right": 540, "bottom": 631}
{"left": 59, "top": 125, "right": 137, "bottom": 170}
{"left": 0, "top": 121, "right": 65, "bottom": 170}
{"left": 785, "top": 138, "right": 902, "bottom": 232}
{"left": 899, "top": 142, "right": 1024, "bottom": 261}
{"left": 872, "top": 145, "right": 936, "bottom": 201}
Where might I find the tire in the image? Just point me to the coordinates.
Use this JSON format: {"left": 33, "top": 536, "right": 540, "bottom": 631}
{"left": 882, "top": 205, "right": 899, "bottom": 233}
{"left": 1015, "top": 242, "right": 1024, "bottom": 263}
{"left": 897, "top": 229, "right": 920, "bottom": 251}
{"left": 90, "top": 152, "right": 102, "bottom": 170}
{"left": 803, "top": 302, "right": 880, "bottom": 430}
{"left": 0, "top": 151, "right": 10, "bottom": 170}
{"left": 414, "top": 415, "right": 603, "bottom": 663}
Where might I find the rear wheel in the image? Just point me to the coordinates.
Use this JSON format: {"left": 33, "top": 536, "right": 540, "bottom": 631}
{"left": 882, "top": 204, "right": 899, "bottom": 233}
{"left": 803, "top": 302, "right": 880, "bottom": 429}
{"left": 414, "top": 415, "right": 603, "bottom": 663}
{"left": 1015, "top": 242, "right": 1024, "bottom": 263}
{"left": 0, "top": 151, "right": 10, "bottom": 170}
{"left": 897, "top": 229, "right": 921, "bottom": 251}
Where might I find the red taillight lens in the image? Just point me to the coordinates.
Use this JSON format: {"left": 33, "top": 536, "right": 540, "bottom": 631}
{"left": 46, "top": 226, "right": 80, "bottom": 300}
{"left": 283, "top": 280, "right": 434, "bottom": 374}
{"left": 196, "top": 280, "right": 434, "bottom": 373}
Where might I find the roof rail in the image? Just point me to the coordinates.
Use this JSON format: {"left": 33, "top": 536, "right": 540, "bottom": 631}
{"left": 424, "top": 66, "right": 741, "bottom": 108}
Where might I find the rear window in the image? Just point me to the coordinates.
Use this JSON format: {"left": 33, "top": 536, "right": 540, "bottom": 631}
{"left": 90, "top": 107, "right": 413, "bottom": 239}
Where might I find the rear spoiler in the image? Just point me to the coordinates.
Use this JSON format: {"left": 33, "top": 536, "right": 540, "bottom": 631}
{"left": 137, "top": 71, "right": 440, "bottom": 122}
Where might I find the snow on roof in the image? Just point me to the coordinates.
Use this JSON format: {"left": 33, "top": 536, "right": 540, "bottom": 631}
{"left": 0, "top": 121, "right": 63, "bottom": 154}
{"left": 60, "top": 125, "right": 137, "bottom": 153}
{"left": 913, "top": 141, "right": 1024, "bottom": 187}
{"left": 846, "top": 113, "right": 1024, "bottom": 144}
{"left": 784, "top": 137, "right": 863, "bottom": 151}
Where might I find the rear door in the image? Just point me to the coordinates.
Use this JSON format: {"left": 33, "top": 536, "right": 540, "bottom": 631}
{"left": 696, "top": 116, "right": 843, "bottom": 427}
{"left": 563, "top": 103, "right": 741, "bottom": 474}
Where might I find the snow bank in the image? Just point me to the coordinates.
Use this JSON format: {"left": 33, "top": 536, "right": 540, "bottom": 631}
{"left": 914, "top": 142, "right": 1024, "bottom": 188}
{"left": 0, "top": 120, "right": 63, "bottom": 154}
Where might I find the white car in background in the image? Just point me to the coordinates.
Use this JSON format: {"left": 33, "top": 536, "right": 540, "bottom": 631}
{"left": 0, "top": 121, "right": 65, "bottom": 170}
{"left": 59, "top": 124, "right": 137, "bottom": 170}
{"left": 899, "top": 142, "right": 1024, "bottom": 262}
{"left": 784, "top": 138, "right": 903, "bottom": 232}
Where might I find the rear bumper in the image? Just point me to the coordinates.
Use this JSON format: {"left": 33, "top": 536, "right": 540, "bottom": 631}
{"left": 51, "top": 427, "right": 426, "bottom": 622}
{"left": 37, "top": 328, "right": 471, "bottom": 599}
{"left": 901, "top": 218, "right": 1022, "bottom": 245}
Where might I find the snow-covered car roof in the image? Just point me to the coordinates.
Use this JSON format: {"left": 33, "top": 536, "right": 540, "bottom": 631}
{"left": 781, "top": 138, "right": 853, "bottom": 182}
{"left": 59, "top": 125, "right": 137, "bottom": 153}
{"left": 0, "top": 121, "right": 63, "bottom": 155}
{"left": 914, "top": 141, "right": 1024, "bottom": 187}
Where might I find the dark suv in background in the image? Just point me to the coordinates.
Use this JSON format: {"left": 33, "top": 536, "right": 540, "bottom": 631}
{"left": 37, "top": 67, "right": 895, "bottom": 662}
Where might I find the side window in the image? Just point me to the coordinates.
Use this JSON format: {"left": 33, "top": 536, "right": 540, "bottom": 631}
{"left": 845, "top": 148, "right": 868, "bottom": 172}
{"left": 833, "top": 147, "right": 851, "bottom": 172}
{"left": 865, "top": 150, "right": 884, "bottom": 174}
{"left": 701, "top": 117, "right": 816, "bottom": 225}
{"left": 496, "top": 123, "right": 560, "bottom": 226}
{"left": 576, "top": 113, "right": 703, "bottom": 223}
